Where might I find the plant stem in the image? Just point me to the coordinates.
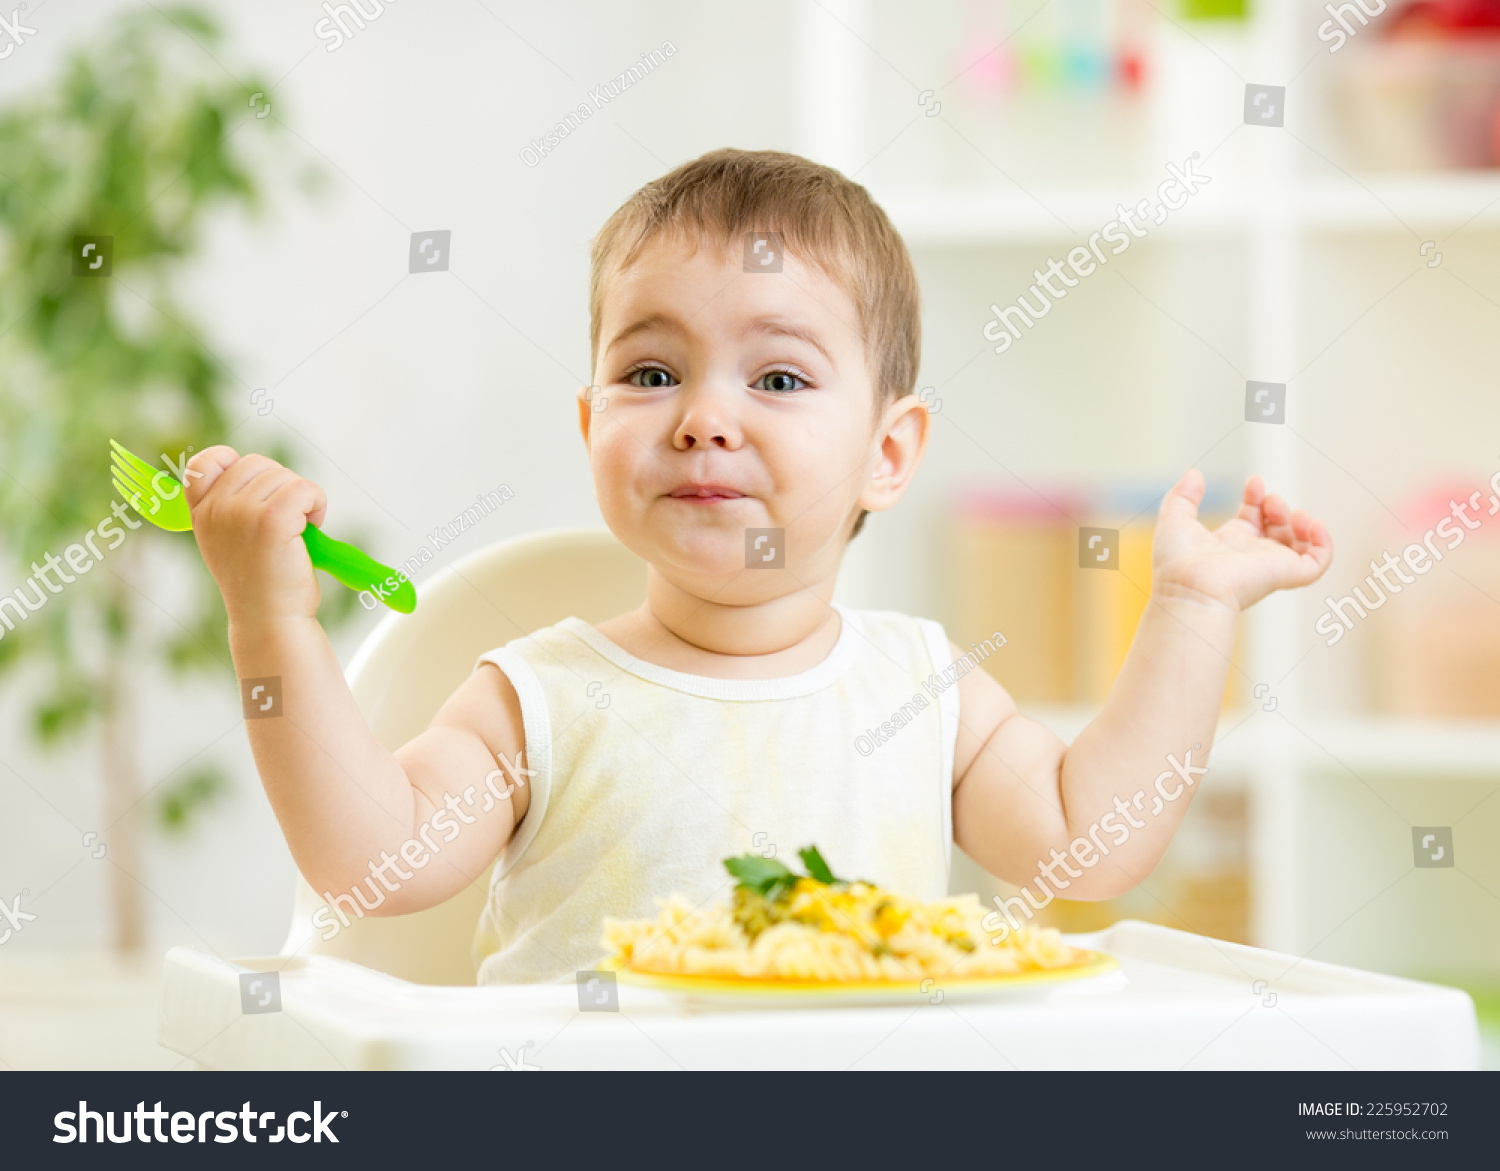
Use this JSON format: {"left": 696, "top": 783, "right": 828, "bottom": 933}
{"left": 102, "top": 566, "right": 144, "bottom": 954}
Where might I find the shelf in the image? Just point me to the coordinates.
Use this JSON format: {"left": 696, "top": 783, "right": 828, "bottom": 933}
{"left": 1021, "top": 706, "right": 1500, "bottom": 779}
{"left": 1291, "top": 715, "right": 1500, "bottom": 778}
{"left": 883, "top": 184, "right": 1247, "bottom": 245}
{"left": 883, "top": 173, "right": 1500, "bottom": 245}
{"left": 808, "top": 0, "right": 1496, "bottom": 961}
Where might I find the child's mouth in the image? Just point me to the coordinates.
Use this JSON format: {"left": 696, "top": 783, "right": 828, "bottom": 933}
{"left": 667, "top": 485, "right": 746, "bottom": 503}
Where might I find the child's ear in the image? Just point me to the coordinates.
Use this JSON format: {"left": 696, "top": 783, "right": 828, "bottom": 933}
{"left": 858, "top": 393, "right": 930, "bottom": 515}
{"left": 576, "top": 386, "right": 594, "bottom": 450}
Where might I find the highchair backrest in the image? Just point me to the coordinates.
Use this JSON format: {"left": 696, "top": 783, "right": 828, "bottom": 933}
{"left": 279, "top": 528, "right": 647, "bottom": 984}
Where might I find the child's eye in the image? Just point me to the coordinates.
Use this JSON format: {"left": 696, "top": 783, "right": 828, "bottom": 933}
{"left": 755, "top": 368, "right": 807, "bottom": 394}
{"left": 626, "top": 365, "right": 677, "bottom": 389}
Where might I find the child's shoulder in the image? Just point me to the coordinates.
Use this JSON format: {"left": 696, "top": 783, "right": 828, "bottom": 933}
{"left": 838, "top": 606, "right": 956, "bottom": 667}
{"left": 495, "top": 614, "right": 595, "bottom": 653}
{"left": 841, "top": 605, "right": 945, "bottom": 635}
{"left": 844, "top": 607, "right": 1008, "bottom": 679}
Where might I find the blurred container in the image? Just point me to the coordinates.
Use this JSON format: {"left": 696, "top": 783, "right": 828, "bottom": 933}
{"left": 1371, "top": 478, "right": 1500, "bottom": 716}
{"left": 1074, "top": 484, "right": 1159, "bottom": 706}
{"left": 946, "top": 486, "right": 1084, "bottom": 702}
{"left": 953, "top": 0, "right": 1152, "bottom": 97}
{"left": 1075, "top": 482, "right": 1244, "bottom": 709}
{"left": 1330, "top": 38, "right": 1500, "bottom": 169}
{"left": 1178, "top": 0, "right": 1247, "bottom": 17}
{"left": 934, "top": 0, "right": 1153, "bottom": 186}
{"left": 945, "top": 480, "right": 1245, "bottom": 708}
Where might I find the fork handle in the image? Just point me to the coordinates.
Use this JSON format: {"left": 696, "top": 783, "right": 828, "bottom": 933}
{"left": 301, "top": 525, "right": 417, "bottom": 614}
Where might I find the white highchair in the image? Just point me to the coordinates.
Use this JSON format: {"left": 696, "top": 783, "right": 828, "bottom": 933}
{"left": 156, "top": 528, "right": 1479, "bottom": 1070}
{"left": 273, "top": 527, "right": 647, "bottom": 988}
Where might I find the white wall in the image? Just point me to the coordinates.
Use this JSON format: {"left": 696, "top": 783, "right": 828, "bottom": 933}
{"left": 0, "top": 0, "right": 806, "bottom": 954}
{"left": 3, "top": 0, "right": 1499, "bottom": 975}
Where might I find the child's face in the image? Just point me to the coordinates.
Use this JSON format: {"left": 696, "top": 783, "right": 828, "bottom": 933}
{"left": 581, "top": 232, "right": 926, "bottom": 602}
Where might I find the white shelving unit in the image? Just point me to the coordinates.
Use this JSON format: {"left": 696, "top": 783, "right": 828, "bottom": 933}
{"left": 883, "top": 174, "right": 1500, "bottom": 244}
{"left": 801, "top": 0, "right": 1500, "bottom": 961}
{"left": 1026, "top": 705, "right": 1500, "bottom": 780}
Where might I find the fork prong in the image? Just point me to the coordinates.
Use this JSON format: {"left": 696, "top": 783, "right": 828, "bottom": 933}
{"left": 112, "top": 475, "right": 178, "bottom": 530}
{"left": 110, "top": 451, "right": 155, "bottom": 494}
{"left": 109, "top": 438, "right": 170, "bottom": 485}
{"left": 111, "top": 475, "right": 150, "bottom": 514}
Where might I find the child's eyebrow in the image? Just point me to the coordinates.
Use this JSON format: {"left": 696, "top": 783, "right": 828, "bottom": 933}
{"left": 603, "top": 314, "right": 836, "bottom": 368}
{"left": 743, "top": 318, "right": 834, "bottom": 366}
{"left": 604, "top": 312, "right": 680, "bottom": 356}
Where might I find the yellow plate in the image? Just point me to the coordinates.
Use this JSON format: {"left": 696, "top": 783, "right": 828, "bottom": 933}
{"left": 600, "top": 949, "right": 1118, "bottom": 1006}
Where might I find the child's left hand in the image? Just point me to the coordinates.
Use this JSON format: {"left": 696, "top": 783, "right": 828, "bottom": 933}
{"left": 1150, "top": 468, "right": 1333, "bottom": 613}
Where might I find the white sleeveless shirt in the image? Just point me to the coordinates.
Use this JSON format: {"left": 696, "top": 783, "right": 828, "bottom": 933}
{"left": 470, "top": 605, "right": 961, "bottom": 985}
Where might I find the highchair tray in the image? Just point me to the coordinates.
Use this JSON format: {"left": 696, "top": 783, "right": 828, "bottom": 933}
{"left": 158, "top": 919, "right": 1479, "bottom": 1070}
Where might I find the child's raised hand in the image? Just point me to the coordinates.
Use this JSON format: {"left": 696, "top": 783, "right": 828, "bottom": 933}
{"left": 184, "top": 446, "right": 328, "bottom": 625}
{"left": 1150, "top": 468, "right": 1333, "bottom": 613}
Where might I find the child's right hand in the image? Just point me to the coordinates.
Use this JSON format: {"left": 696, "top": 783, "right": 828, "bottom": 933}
{"left": 184, "top": 446, "right": 328, "bottom": 624}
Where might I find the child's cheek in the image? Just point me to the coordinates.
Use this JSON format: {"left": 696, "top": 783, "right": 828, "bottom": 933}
{"left": 589, "top": 435, "right": 638, "bottom": 518}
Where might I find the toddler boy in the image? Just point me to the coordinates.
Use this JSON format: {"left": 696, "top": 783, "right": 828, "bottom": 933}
{"left": 186, "top": 148, "right": 1332, "bottom": 982}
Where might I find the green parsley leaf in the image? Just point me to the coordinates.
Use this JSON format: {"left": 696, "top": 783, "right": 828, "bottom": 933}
{"left": 797, "top": 845, "right": 841, "bottom": 886}
{"left": 723, "top": 854, "right": 795, "bottom": 895}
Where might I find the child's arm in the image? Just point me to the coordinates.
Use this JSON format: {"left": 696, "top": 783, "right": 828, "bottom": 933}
{"left": 952, "top": 469, "right": 1332, "bottom": 900}
{"left": 186, "top": 447, "right": 526, "bottom": 914}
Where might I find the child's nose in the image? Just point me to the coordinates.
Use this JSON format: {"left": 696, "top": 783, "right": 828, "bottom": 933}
{"left": 673, "top": 383, "right": 741, "bottom": 450}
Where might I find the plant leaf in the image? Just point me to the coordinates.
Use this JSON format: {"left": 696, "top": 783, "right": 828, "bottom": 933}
{"left": 157, "top": 764, "right": 229, "bottom": 833}
{"left": 32, "top": 678, "right": 100, "bottom": 743}
{"left": 798, "top": 844, "right": 841, "bottom": 885}
{"left": 723, "top": 854, "right": 794, "bottom": 894}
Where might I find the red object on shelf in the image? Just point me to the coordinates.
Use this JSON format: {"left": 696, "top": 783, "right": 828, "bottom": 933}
{"left": 1387, "top": 0, "right": 1500, "bottom": 35}
{"left": 1394, "top": 477, "right": 1500, "bottom": 536}
{"left": 953, "top": 483, "right": 1086, "bottom": 524}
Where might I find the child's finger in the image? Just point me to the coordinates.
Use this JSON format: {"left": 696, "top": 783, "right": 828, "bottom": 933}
{"left": 238, "top": 466, "right": 299, "bottom": 506}
{"left": 1260, "top": 492, "right": 1296, "bottom": 542}
{"left": 1234, "top": 475, "right": 1266, "bottom": 529}
{"left": 1158, "top": 467, "right": 1205, "bottom": 526}
{"left": 1278, "top": 514, "right": 1335, "bottom": 586}
{"left": 1289, "top": 508, "right": 1314, "bottom": 552}
{"left": 218, "top": 453, "right": 291, "bottom": 500}
{"left": 267, "top": 476, "right": 329, "bottom": 531}
{"left": 183, "top": 445, "right": 241, "bottom": 510}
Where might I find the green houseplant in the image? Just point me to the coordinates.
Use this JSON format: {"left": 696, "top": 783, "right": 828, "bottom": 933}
{"left": 0, "top": 7, "right": 359, "bottom": 951}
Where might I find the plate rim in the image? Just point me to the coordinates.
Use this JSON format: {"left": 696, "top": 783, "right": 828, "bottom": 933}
{"left": 601, "top": 948, "right": 1118, "bottom": 997}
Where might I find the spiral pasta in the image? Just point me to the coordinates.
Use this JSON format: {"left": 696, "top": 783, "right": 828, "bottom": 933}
{"left": 603, "top": 879, "right": 1087, "bottom": 982}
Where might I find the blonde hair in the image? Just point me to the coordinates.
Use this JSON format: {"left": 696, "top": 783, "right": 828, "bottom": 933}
{"left": 588, "top": 148, "right": 922, "bottom": 538}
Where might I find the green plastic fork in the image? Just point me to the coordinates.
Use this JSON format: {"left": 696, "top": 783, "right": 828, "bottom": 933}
{"left": 109, "top": 439, "right": 416, "bottom": 614}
